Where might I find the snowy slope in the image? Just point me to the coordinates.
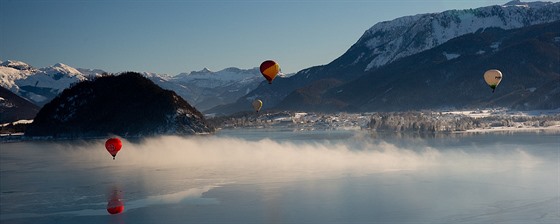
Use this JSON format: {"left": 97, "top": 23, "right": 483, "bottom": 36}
{"left": 0, "top": 60, "right": 35, "bottom": 91}
{"left": 0, "top": 62, "right": 89, "bottom": 105}
{"left": 357, "top": 1, "right": 560, "bottom": 71}
{"left": 17, "top": 63, "right": 87, "bottom": 91}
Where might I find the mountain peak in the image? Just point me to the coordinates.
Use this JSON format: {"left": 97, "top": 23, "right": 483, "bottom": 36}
{"left": 503, "top": 0, "right": 552, "bottom": 8}
{"left": 1, "top": 60, "right": 33, "bottom": 70}
{"left": 52, "top": 62, "right": 79, "bottom": 72}
{"left": 43, "top": 63, "right": 82, "bottom": 76}
{"left": 186, "top": 68, "right": 214, "bottom": 76}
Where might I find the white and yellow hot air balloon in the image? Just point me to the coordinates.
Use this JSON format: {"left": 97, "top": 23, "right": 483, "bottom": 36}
{"left": 483, "top": 69, "right": 503, "bottom": 93}
{"left": 252, "top": 99, "right": 263, "bottom": 113}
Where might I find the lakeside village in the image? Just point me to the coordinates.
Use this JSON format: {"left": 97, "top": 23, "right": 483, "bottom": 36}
{"left": 2, "top": 109, "right": 560, "bottom": 136}
{"left": 208, "top": 109, "right": 560, "bottom": 134}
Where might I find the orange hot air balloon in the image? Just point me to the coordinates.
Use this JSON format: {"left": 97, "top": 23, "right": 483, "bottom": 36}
{"left": 105, "top": 138, "right": 122, "bottom": 160}
{"left": 260, "top": 60, "right": 281, "bottom": 84}
{"left": 107, "top": 198, "right": 124, "bottom": 215}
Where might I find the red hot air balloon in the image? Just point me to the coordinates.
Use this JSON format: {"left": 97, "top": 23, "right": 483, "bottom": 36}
{"left": 105, "top": 138, "right": 122, "bottom": 160}
{"left": 260, "top": 60, "right": 281, "bottom": 84}
{"left": 107, "top": 197, "right": 124, "bottom": 215}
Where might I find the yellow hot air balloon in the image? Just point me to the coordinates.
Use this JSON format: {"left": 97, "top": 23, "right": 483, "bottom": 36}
{"left": 260, "top": 60, "right": 281, "bottom": 84}
{"left": 252, "top": 99, "right": 263, "bottom": 113}
{"left": 483, "top": 69, "right": 503, "bottom": 93}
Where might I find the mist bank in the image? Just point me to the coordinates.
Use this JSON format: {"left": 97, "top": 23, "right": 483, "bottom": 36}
{"left": 2, "top": 134, "right": 545, "bottom": 184}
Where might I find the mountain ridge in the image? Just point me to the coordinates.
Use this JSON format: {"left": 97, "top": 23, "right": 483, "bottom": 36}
{"left": 282, "top": 21, "right": 560, "bottom": 112}
{"left": 209, "top": 1, "right": 560, "bottom": 115}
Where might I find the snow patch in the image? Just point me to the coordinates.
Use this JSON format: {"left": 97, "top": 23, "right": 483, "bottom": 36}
{"left": 490, "top": 42, "right": 501, "bottom": 50}
{"left": 443, "top": 52, "right": 460, "bottom": 60}
{"left": 0, "top": 119, "right": 33, "bottom": 127}
{"left": 26, "top": 92, "right": 48, "bottom": 102}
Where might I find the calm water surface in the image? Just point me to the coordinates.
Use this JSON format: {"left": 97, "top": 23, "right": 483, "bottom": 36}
{"left": 1, "top": 129, "right": 558, "bottom": 224}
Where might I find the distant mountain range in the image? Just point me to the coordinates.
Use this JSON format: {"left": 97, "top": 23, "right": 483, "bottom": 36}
{"left": 0, "top": 61, "right": 266, "bottom": 114}
{"left": 0, "top": 61, "right": 93, "bottom": 106}
{"left": 209, "top": 0, "right": 560, "bottom": 115}
{"left": 168, "top": 67, "right": 264, "bottom": 111}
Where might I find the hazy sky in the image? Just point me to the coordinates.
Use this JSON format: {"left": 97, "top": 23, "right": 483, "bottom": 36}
{"left": 1, "top": 0, "right": 556, "bottom": 75}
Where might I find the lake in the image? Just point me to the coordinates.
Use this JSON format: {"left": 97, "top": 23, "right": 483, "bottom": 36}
{"left": 1, "top": 129, "right": 558, "bottom": 224}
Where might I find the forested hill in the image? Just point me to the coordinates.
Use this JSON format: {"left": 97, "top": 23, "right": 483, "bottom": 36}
{"left": 26, "top": 72, "right": 214, "bottom": 138}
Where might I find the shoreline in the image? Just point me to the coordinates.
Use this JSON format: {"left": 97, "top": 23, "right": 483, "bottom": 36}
{"left": 457, "top": 125, "right": 560, "bottom": 133}
{"left": 3, "top": 125, "right": 560, "bottom": 143}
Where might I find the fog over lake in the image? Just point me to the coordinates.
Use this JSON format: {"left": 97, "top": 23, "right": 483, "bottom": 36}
{"left": 1, "top": 129, "right": 558, "bottom": 224}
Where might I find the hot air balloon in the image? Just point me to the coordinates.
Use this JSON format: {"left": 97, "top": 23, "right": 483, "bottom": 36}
{"left": 107, "top": 198, "right": 124, "bottom": 215}
{"left": 105, "top": 138, "right": 122, "bottom": 160}
{"left": 483, "top": 69, "right": 503, "bottom": 93}
{"left": 260, "top": 60, "right": 281, "bottom": 84}
{"left": 252, "top": 99, "right": 263, "bottom": 113}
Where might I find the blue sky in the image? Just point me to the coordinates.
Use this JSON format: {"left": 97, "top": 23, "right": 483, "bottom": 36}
{"left": 1, "top": 0, "right": 556, "bottom": 76}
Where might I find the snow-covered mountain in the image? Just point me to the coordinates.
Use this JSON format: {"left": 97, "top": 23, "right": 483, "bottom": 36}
{"left": 126, "top": 68, "right": 265, "bottom": 111}
{"left": 280, "top": 21, "right": 560, "bottom": 112}
{"left": 174, "top": 67, "right": 262, "bottom": 88}
{"left": 169, "top": 67, "right": 264, "bottom": 111}
{"left": 357, "top": 0, "right": 560, "bottom": 71}
{"left": 209, "top": 0, "right": 560, "bottom": 115}
{"left": 0, "top": 61, "right": 96, "bottom": 106}
{"left": 0, "top": 60, "right": 36, "bottom": 91}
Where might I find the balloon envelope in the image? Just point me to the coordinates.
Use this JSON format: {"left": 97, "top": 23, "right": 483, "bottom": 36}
{"left": 252, "top": 99, "right": 263, "bottom": 112}
{"left": 260, "top": 60, "right": 280, "bottom": 84}
{"left": 483, "top": 69, "right": 503, "bottom": 92}
{"left": 105, "top": 138, "right": 122, "bottom": 159}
